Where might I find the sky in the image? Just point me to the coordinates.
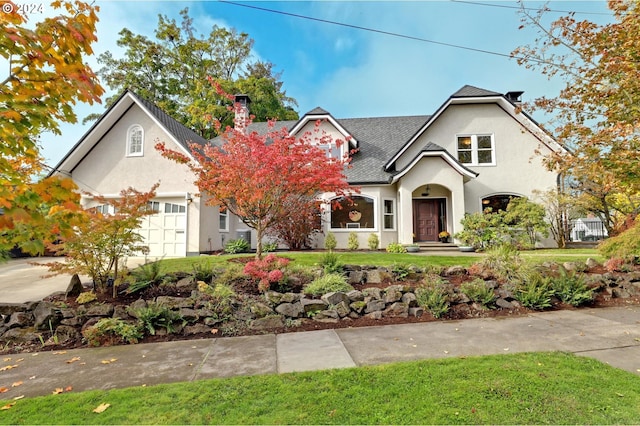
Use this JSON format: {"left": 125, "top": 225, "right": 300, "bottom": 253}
{"left": 31, "top": 0, "right": 615, "bottom": 168}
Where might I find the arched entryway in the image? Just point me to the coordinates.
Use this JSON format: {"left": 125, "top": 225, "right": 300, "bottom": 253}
{"left": 412, "top": 184, "right": 449, "bottom": 242}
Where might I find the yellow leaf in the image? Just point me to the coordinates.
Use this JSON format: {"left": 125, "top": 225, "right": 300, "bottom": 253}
{"left": 52, "top": 388, "right": 64, "bottom": 395}
{"left": 12, "top": 381, "right": 23, "bottom": 387}
{"left": 0, "top": 403, "right": 15, "bottom": 410}
{"left": 93, "top": 403, "right": 111, "bottom": 413}
{"left": 0, "top": 387, "right": 9, "bottom": 393}
{"left": 0, "top": 365, "right": 18, "bottom": 372}
{"left": 66, "top": 357, "right": 81, "bottom": 364}
{"left": 13, "top": 395, "right": 24, "bottom": 401}
{"left": 53, "top": 351, "right": 67, "bottom": 355}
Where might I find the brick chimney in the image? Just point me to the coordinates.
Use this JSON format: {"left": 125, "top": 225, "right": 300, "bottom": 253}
{"left": 233, "top": 94, "right": 251, "bottom": 133}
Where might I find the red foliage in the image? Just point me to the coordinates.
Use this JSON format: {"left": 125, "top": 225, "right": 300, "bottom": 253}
{"left": 243, "top": 254, "right": 290, "bottom": 292}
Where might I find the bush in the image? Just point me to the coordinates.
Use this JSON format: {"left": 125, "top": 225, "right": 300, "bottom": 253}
{"left": 347, "top": 232, "right": 359, "bottom": 250}
{"left": 318, "top": 251, "right": 343, "bottom": 274}
{"left": 243, "top": 254, "right": 290, "bottom": 292}
{"left": 127, "top": 260, "right": 167, "bottom": 294}
{"left": 598, "top": 219, "right": 640, "bottom": 262}
{"left": 455, "top": 210, "right": 508, "bottom": 250}
{"left": 76, "top": 291, "right": 97, "bottom": 304}
{"left": 224, "top": 238, "right": 250, "bottom": 254}
{"left": 415, "top": 282, "right": 450, "bottom": 318}
{"left": 82, "top": 318, "right": 143, "bottom": 346}
{"left": 514, "top": 268, "right": 554, "bottom": 310}
{"left": 262, "top": 241, "right": 279, "bottom": 253}
{"left": 391, "top": 263, "right": 411, "bottom": 281}
{"left": 132, "top": 302, "right": 185, "bottom": 335}
{"left": 460, "top": 278, "right": 496, "bottom": 308}
{"left": 304, "top": 273, "right": 354, "bottom": 296}
{"left": 386, "top": 242, "right": 407, "bottom": 253}
{"left": 368, "top": 233, "right": 379, "bottom": 250}
{"left": 197, "top": 281, "right": 236, "bottom": 321}
{"left": 324, "top": 232, "right": 337, "bottom": 251}
{"left": 480, "top": 243, "right": 523, "bottom": 281}
{"left": 550, "top": 266, "right": 593, "bottom": 307}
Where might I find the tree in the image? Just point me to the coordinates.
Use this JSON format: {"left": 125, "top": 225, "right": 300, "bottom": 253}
{"left": 504, "top": 197, "right": 549, "bottom": 249}
{"left": 534, "top": 188, "right": 581, "bottom": 248}
{"left": 512, "top": 1, "right": 640, "bottom": 233}
{"left": 92, "top": 8, "right": 298, "bottom": 138}
{"left": 157, "top": 83, "right": 354, "bottom": 259}
{"left": 1, "top": 0, "right": 104, "bottom": 255}
{"left": 266, "top": 195, "right": 322, "bottom": 250}
{"left": 43, "top": 185, "right": 158, "bottom": 297}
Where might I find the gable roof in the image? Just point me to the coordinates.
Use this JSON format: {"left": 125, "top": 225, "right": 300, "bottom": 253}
{"left": 49, "top": 90, "right": 209, "bottom": 177}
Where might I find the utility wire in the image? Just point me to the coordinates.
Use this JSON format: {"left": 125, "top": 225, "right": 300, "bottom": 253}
{"left": 450, "top": 0, "right": 615, "bottom": 16}
{"left": 219, "top": 1, "right": 562, "bottom": 67}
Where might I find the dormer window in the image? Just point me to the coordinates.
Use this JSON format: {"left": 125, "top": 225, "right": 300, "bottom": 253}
{"left": 319, "top": 142, "right": 342, "bottom": 160}
{"left": 127, "top": 125, "right": 144, "bottom": 157}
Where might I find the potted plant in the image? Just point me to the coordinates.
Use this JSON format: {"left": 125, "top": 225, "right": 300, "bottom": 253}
{"left": 405, "top": 244, "right": 420, "bottom": 253}
{"left": 438, "top": 231, "right": 450, "bottom": 243}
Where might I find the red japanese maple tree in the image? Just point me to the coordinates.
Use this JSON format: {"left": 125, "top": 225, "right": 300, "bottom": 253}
{"left": 157, "top": 82, "right": 355, "bottom": 258}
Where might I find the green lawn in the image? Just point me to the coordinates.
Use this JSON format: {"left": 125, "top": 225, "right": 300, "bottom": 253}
{"left": 151, "top": 248, "right": 603, "bottom": 274}
{"left": 2, "top": 352, "right": 638, "bottom": 424}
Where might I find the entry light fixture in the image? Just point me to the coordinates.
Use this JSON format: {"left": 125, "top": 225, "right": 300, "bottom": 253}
{"left": 421, "top": 185, "right": 431, "bottom": 197}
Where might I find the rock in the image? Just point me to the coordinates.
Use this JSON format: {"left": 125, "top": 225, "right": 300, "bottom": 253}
{"left": 366, "top": 269, "right": 392, "bottom": 284}
{"left": 365, "top": 300, "right": 386, "bottom": 313}
{"left": 85, "top": 303, "right": 114, "bottom": 318}
{"left": 65, "top": 274, "right": 84, "bottom": 298}
{"left": 346, "top": 290, "right": 364, "bottom": 302}
{"left": 112, "top": 305, "right": 130, "bottom": 320}
{"left": 315, "top": 309, "right": 339, "bottom": 320}
{"left": 384, "top": 302, "right": 409, "bottom": 317}
{"left": 409, "top": 307, "right": 424, "bottom": 317}
{"left": 183, "top": 324, "right": 212, "bottom": 335}
{"left": 264, "top": 291, "right": 284, "bottom": 305}
{"left": 281, "top": 293, "right": 300, "bottom": 303}
{"left": 496, "top": 298, "right": 515, "bottom": 309}
{"left": 176, "top": 277, "right": 197, "bottom": 291}
{"left": 250, "top": 315, "right": 284, "bottom": 330}
{"left": 275, "top": 302, "right": 304, "bottom": 318}
{"left": 250, "top": 302, "right": 274, "bottom": 318}
{"left": 383, "top": 287, "right": 403, "bottom": 303}
{"left": 54, "top": 325, "right": 81, "bottom": 343}
{"left": 6, "top": 311, "right": 33, "bottom": 329}
{"left": 347, "top": 271, "right": 364, "bottom": 285}
{"left": 155, "top": 296, "right": 193, "bottom": 309}
{"left": 334, "top": 301, "right": 351, "bottom": 318}
{"left": 563, "top": 262, "right": 578, "bottom": 272}
{"left": 362, "top": 287, "right": 382, "bottom": 300}
{"left": 365, "top": 311, "right": 383, "bottom": 320}
{"left": 443, "top": 265, "right": 466, "bottom": 276}
{"left": 0, "top": 303, "right": 28, "bottom": 317}
{"left": 401, "top": 292, "right": 417, "bottom": 307}
{"left": 350, "top": 301, "right": 367, "bottom": 314}
{"left": 300, "top": 298, "right": 328, "bottom": 314}
{"left": 322, "top": 291, "right": 350, "bottom": 306}
{"left": 179, "top": 308, "right": 199, "bottom": 321}
{"left": 612, "top": 287, "right": 631, "bottom": 299}
{"left": 33, "top": 301, "right": 61, "bottom": 330}
{"left": 585, "top": 258, "right": 600, "bottom": 270}
{"left": 127, "top": 299, "right": 148, "bottom": 318}
{"left": 0, "top": 327, "right": 41, "bottom": 344}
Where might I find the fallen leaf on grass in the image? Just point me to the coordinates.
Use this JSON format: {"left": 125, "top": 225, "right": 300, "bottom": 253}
{"left": 101, "top": 358, "right": 117, "bottom": 364}
{"left": 0, "top": 403, "right": 15, "bottom": 410}
{"left": 0, "top": 365, "right": 18, "bottom": 372}
{"left": 13, "top": 395, "right": 24, "bottom": 401}
{"left": 65, "top": 386, "right": 73, "bottom": 392}
{"left": 52, "top": 388, "right": 64, "bottom": 395}
{"left": 66, "top": 357, "right": 81, "bottom": 364}
{"left": 53, "top": 351, "right": 67, "bottom": 355}
{"left": 12, "top": 381, "right": 23, "bottom": 387}
{"left": 15, "top": 358, "right": 23, "bottom": 363}
{"left": 93, "top": 403, "right": 111, "bottom": 413}
{"left": 3, "top": 358, "right": 11, "bottom": 362}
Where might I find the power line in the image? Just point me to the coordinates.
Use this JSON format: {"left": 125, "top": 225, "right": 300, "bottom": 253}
{"left": 450, "top": 0, "right": 615, "bottom": 16}
{"left": 219, "top": 1, "right": 558, "bottom": 67}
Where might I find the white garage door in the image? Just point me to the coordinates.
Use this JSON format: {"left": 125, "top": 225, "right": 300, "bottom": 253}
{"left": 138, "top": 201, "right": 186, "bottom": 257}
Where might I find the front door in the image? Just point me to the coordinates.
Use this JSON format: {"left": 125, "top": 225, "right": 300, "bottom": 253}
{"left": 413, "top": 199, "right": 442, "bottom": 242}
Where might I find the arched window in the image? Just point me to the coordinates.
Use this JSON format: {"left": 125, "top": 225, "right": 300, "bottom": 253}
{"left": 330, "top": 196, "right": 375, "bottom": 229}
{"left": 481, "top": 194, "right": 521, "bottom": 212}
{"left": 127, "top": 125, "right": 144, "bottom": 156}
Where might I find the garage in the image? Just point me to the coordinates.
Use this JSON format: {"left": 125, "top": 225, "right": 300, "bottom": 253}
{"left": 137, "top": 201, "right": 187, "bottom": 257}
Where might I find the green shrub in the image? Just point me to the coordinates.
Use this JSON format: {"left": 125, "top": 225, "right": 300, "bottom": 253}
{"left": 550, "top": 266, "right": 593, "bottom": 307}
{"left": 460, "top": 278, "right": 496, "bottom": 308}
{"left": 391, "top": 263, "right": 411, "bottom": 281}
{"left": 190, "top": 262, "right": 214, "bottom": 283}
{"left": 224, "top": 238, "right": 250, "bottom": 254}
{"left": 368, "top": 233, "right": 379, "bottom": 250}
{"left": 347, "top": 232, "right": 359, "bottom": 250}
{"left": 514, "top": 268, "right": 554, "bottom": 310}
{"left": 132, "top": 302, "right": 185, "bottom": 335}
{"left": 598, "top": 220, "right": 640, "bottom": 262}
{"left": 318, "top": 251, "right": 344, "bottom": 274}
{"left": 386, "top": 242, "right": 407, "bottom": 253}
{"left": 127, "top": 260, "right": 166, "bottom": 294}
{"left": 480, "top": 243, "right": 523, "bottom": 281}
{"left": 415, "top": 282, "right": 450, "bottom": 318}
{"left": 197, "top": 282, "right": 236, "bottom": 321}
{"left": 262, "top": 241, "right": 279, "bottom": 253}
{"left": 82, "top": 318, "right": 143, "bottom": 346}
{"left": 76, "top": 291, "right": 97, "bottom": 304}
{"left": 213, "top": 263, "right": 246, "bottom": 287}
{"left": 304, "top": 273, "right": 354, "bottom": 296}
{"left": 324, "top": 232, "right": 337, "bottom": 251}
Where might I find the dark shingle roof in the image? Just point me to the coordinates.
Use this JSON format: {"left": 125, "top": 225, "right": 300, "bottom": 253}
{"left": 451, "top": 85, "right": 502, "bottom": 98}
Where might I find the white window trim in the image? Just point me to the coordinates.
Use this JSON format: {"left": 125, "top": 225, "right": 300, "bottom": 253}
{"left": 219, "top": 207, "right": 229, "bottom": 232}
{"left": 382, "top": 198, "right": 396, "bottom": 231}
{"left": 127, "top": 124, "right": 144, "bottom": 157}
{"left": 456, "top": 134, "right": 495, "bottom": 166}
{"left": 329, "top": 195, "right": 378, "bottom": 232}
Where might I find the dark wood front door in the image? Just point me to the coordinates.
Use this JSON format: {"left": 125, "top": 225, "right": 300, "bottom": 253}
{"left": 413, "top": 199, "right": 440, "bottom": 242}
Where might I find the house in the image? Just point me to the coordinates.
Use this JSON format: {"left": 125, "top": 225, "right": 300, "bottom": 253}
{"left": 50, "top": 85, "right": 565, "bottom": 256}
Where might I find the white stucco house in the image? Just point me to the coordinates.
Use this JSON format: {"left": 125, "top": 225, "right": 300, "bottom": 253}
{"left": 50, "top": 85, "right": 565, "bottom": 256}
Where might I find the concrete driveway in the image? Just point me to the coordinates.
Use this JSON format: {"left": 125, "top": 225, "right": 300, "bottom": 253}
{"left": 0, "top": 257, "right": 149, "bottom": 304}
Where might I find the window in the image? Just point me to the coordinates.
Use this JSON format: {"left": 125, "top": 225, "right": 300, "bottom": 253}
{"left": 219, "top": 207, "right": 228, "bottom": 232}
{"left": 481, "top": 194, "right": 520, "bottom": 212}
{"left": 127, "top": 125, "right": 144, "bottom": 156}
{"left": 318, "top": 142, "right": 341, "bottom": 161}
{"left": 457, "top": 134, "right": 494, "bottom": 165}
{"left": 383, "top": 199, "right": 395, "bottom": 230}
{"left": 330, "top": 196, "right": 375, "bottom": 230}
{"left": 92, "top": 204, "right": 111, "bottom": 215}
{"left": 164, "top": 203, "right": 186, "bottom": 213}
{"left": 146, "top": 201, "right": 160, "bottom": 213}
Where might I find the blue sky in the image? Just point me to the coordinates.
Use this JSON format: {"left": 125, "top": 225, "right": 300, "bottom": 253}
{"left": 38, "top": 0, "right": 614, "bottom": 168}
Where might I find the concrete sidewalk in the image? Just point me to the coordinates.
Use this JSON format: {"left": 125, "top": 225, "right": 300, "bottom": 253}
{"left": 1, "top": 305, "right": 639, "bottom": 400}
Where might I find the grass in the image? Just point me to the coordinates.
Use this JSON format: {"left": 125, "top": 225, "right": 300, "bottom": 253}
{"left": 1, "top": 352, "right": 639, "bottom": 424}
